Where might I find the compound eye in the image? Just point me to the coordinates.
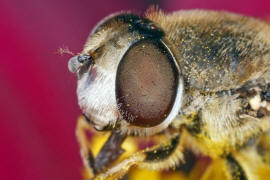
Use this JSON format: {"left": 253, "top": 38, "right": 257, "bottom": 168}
{"left": 116, "top": 39, "right": 179, "bottom": 127}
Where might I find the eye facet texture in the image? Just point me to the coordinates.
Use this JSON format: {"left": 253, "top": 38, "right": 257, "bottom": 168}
{"left": 116, "top": 40, "right": 178, "bottom": 127}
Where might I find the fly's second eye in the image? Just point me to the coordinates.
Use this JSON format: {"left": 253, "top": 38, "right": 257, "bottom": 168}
{"left": 116, "top": 39, "right": 179, "bottom": 127}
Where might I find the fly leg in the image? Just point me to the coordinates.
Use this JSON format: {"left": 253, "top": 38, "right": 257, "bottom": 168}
{"left": 76, "top": 116, "right": 127, "bottom": 178}
{"left": 76, "top": 116, "right": 96, "bottom": 178}
{"left": 93, "top": 134, "right": 184, "bottom": 180}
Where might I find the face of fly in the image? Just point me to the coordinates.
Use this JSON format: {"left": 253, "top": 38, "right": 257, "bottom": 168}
{"left": 68, "top": 13, "right": 184, "bottom": 136}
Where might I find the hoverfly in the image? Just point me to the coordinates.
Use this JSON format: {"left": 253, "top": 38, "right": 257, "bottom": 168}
{"left": 68, "top": 8, "right": 270, "bottom": 179}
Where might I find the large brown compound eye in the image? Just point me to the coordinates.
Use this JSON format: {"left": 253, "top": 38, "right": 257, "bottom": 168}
{"left": 116, "top": 39, "right": 179, "bottom": 127}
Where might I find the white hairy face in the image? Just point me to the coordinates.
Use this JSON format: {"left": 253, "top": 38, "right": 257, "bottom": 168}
{"left": 77, "top": 28, "right": 132, "bottom": 130}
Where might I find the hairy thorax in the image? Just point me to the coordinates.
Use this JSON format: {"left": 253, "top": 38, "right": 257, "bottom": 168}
{"left": 148, "top": 10, "right": 270, "bottom": 92}
{"left": 147, "top": 10, "right": 270, "bottom": 156}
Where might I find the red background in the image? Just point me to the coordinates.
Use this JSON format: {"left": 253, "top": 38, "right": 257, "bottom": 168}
{"left": 1, "top": 0, "right": 270, "bottom": 180}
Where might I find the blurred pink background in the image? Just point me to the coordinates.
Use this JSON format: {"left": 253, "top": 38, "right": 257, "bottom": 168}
{"left": 1, "top": 0, "right": 270, "bottom": 180}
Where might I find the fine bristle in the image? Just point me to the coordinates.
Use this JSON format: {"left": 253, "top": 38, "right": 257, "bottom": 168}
{"left": 57, "top": 45, "right": 75, "bottom": 56}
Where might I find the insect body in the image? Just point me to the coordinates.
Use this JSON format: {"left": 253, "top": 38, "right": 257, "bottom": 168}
{"left": 69, "top": 9, "right": 270, "bottom": 179}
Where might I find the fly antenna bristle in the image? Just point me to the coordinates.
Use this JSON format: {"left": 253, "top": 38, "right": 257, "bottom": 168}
{"left": 57, "top": 46, "right": 75, "bottom": 56}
